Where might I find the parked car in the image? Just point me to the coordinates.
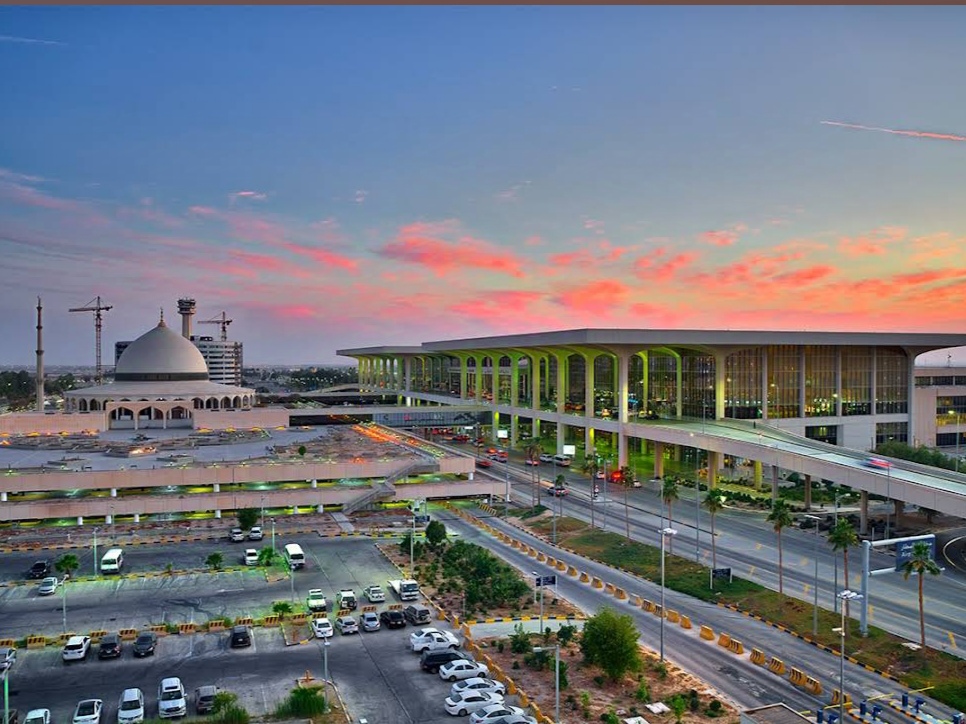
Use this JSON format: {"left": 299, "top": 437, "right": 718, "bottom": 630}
{"left": 362, "top": 585, "right": 385, "bottom": 603}
{"left": 243, "top": 549, "right": 258, "bottom": 566}
{"left": 487, "top": 716, "right": 537, "bottom": 724}
{"left": 403, "top": 604, "right": 432, "bottom": 625}
{"left": 335, "top": 616, "right": 358, "bottom": 635}
{"left": 306, "top": 589, "right": 328, "bottom": 612}
{"left": 72, "top": 699, "right": 103, "bottom": 724}
{"left": 229, "top": 528, "right": 245, "bottom": 542}
{"left": 420, "top": 649, "right": 472, "bottom": 674}
{"left": 229, "top": 625, "right": 252, "bottom": 648}
{"left": 524, "top": 458, "right": 540, "bottom": 466}
{"left": 132, "top": 631, "right": 157, "bottom": 657}
{"left": 538, "top": 454, "right": 555, "bottom": 463}
{"left": 157, "top": 677, "right": 187, "bottom": 719}
{"left": 444, "top": 691, "right": 505, "bottom": 717}
{"left": 27, "top": 560, "right": 51, "bottom": 579}
{"left": 379, "top": 610, "right": 405, "bottom": 629}
{"left": 360, "top": 611, "right": 380, "bottom": 632}
{"left": 194, "top": 686, "right": 218, "bottom": 716}
{"left": 37, "top": 576, "right": 59, "bottom": 596}
{"left": 451, "top": 678, "right": 506, "bottom": 698}
{"left": 311, "top": 617, "right": 334, "bottom": 639}
{"left": 97, "top": 633, "right": 122, "bottom": 659}
{"left": 469, "top": 704, "right": 527, "bottom": 724}
{"left": 116, "top": 688, "right": 145, "bottom": 724}
{"left": 439, "top": 659, "right": 489, "bottom": 682}
{"left": 410, "top": 627, "right": 459, "bottom": 653}
{"left": 0, "top": 647, "right": 16, "bottom": 671}
{"left": 23, "top": 710, "right": 49, "bottom": 724}
{"left": 247, "top": 526, "right": 263, "bottom": 541}
{"left": 62, "top": 635, "right": 92, "bottom": 662}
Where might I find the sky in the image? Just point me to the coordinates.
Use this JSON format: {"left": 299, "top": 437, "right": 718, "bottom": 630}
{"left": 2, "top": 6, "right": 966, "bottom": 367}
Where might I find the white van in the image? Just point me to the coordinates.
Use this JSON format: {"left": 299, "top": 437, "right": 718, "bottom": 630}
{"left": 283, "top": 543, "right": 305, "bottom": 570}
{"left": 552, "top": 454, "right": 572, "bottom": 467}
{"left": 100, "top": 548, "right": 124, "bottom": 574}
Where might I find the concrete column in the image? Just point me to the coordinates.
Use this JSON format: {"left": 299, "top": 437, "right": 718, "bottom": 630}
{"left": 404, "top": 356, "right": 412, "bottom": 392}
{"left": 474, "top": 356, "right": 484, "bottom": 403}
{"left": 106, "top": 514, "right": 113, "bottom": 525}
{"left": 215, "top": 510, "right": 222, "bottom": 519}
{"left": 460, "top": 357, "right": 469, "bottom": 399}
{"left": 0, "top": 492, "right": 6, "bottom": 502}
{"left": 491, "top": 354, "right": 500, "bottom": 405}
{"left": 530, "top": 354, "right": 542, "bottom": 439}
{"left": 311, "top": 478, "right": 318, "bottom": 489}
{"left": 110, "top": 488, "right": 117, "bottom": 497}
{"left": 617, "top": 352, "right": 630, "bottom": 468}
{"left": 803, "top": 475, "right": 812, "bottom": 511}
{"left": 715, "top": 353, "right": 727, "bottom": 420}
{"left": 133, "top": 513, "right": 140, "bottom": 523}
{"left": 584, "top": 354, "right": 596, "bottom": 424}
{"left": 771, "top": 465, "right": 780, "bottom": 501}
{"left": 653, "top": 442, "right": 665, "bottom": 478}
{"left": 555, "top": 353, "right": 567, "bottom": 415}
{"left": 895, "top": 500, "right": 905, "bottom": 528}
{"left": 317, "top": 504, "right": 324, "bottom": 513}
{"left": 77, "top": 516, "right": 84, "bottom": 526}
{"left": 510, "top": 354, "right": 520, "bottom": 408}
{"left": 753, "top": 460, "right": 763, "bottom": 489}
{"left": 859, "top": 491, "right": 869, "bottom": 535}
{"left": 707, "top": 450, "right": 720, "bottom": 488}
{"left": 213, "top": 483, "right": 220, "bottom": 493}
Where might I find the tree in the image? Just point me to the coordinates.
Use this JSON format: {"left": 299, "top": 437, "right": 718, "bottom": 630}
{"left": 828, "top": 517, "right": 859, "bottom": 617}
{"left": 766, "top": 499, "right": 794, "bottom": 596}
{"left": 55, "top": 553, "right": 79, "bottom": 579}
{"left": 703, "top": 488, "right": 728, "bottom": 572}
{"left": 257, "top": 547, "right": 276, "bottom": 567}
{"left": 661, "top": 478, "right": 679, "bottom": 553}
{"left": 901, "top": 540, "right": 941, "bottom": 647}
{"left": 205, "top": 552, "right": 224, "bottom": 571}
{"left": 272, "top": 600, "right": 293, "bottom": 617}
{"left": 579, "top": 607, "right": 642, "bottom": 682}
{"left": 237, "top": 508, "right": 259, "bottom": 531}
{"left": 425, "top": 520, "right": 448, "bottom": 549}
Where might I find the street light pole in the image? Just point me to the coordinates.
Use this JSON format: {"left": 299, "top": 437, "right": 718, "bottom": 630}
{"left": 93, "top": 527, "right": 99, "bottom": 576}
{"left": 836, "top": 590, "right": 863, "bottom": 724}
{"left": 322, "top": 637, "right": 330, "bottom": 680}
{"left": 271, "top": 517, "right": 276, "bottom": 555}
{"left": 533, "top": 645, "right": 560, "bottom": 724}
{"left": 660, "top": 527, "right": 677, "bottom": 663}
{"left": 805, "top": 514, "right": 821, "bottom": 636}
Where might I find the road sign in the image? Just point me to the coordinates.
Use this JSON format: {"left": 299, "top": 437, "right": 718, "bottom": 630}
{"left": 895, "top": 535, "right": 936, "bottom": 572}
{"left": 535, "top": 575, "right": 557, "bottom": 587}
{"left": 712, "top": 567, "right": 732, "bottom": 582}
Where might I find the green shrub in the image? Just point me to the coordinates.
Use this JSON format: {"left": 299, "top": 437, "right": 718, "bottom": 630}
{"left": 510, "top": 623, "right": 531, "bottom": 654}
{"left": 274, "top": 686, "right": 328, "bottom": 718}
{"left": 634, "top": 680, "right": 650, "bottom": 703}
{"left": 557, "top": 624, "right": 577, "bottom": 645}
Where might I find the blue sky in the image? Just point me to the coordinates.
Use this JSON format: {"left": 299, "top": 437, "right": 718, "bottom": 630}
{"left": 2, "top": 6, "right": 966, "bottom": 366}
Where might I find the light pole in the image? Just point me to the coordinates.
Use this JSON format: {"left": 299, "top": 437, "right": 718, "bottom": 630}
{"left": 533, "top": 571, "right": 544, "bottom": 633}
{"left": 805, "top": 514, "right": 822, "bottom": 636}
{"left": 533, "top": 645, "right": 560, "bottom": 724}
{"left": 833, "top": 493, "right": 843, "bottom": 612}
{"left": 950, "top": 410, "right": 959, "bottom": 473}
{"left": 93, "top": 526, "right": 100, "bottom": 576}
{"left": 660, "top": 527, "right": 677, "bottom": 663}
{"left": 503, "top": 439, "right": 510, "bottom": 517}
{"left": 836, "top": 590, "right": 863, "bottom": 724}
{"left": 260, "top": 496, "right": 266, "bottom": 529}
{"left": 110, "top": 504, "right": 116, "bottom": 542}
{"left": 271, "top": 517, "right": 276, "bottom": 555}
{"left": 322, "top": 636, "right": 330, "bottom": 680}
{"left": 3, "top": 660, "right": 10, "bottom": 724}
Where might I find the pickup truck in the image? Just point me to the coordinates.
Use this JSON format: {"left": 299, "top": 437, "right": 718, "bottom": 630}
{"left": 306, "top": 589, "right": 328, "bottom": 613}
{"left": 362, "top": 585, "right": 385, "bottom": 603}
{"left": 388, "top": 578, "right": 420, "bottom": 601}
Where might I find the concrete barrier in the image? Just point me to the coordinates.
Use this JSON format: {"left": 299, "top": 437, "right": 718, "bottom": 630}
{"left": 717, "top": 632, "right": 732, "bottom": 649}
{"left": 642, "top": 599, "right": 656, "bottom": 613}
{"left": 699, "top": 625, "right": 715, "bottom": 641}
{"left": 261, "top": 614, "right": 280, "bottom": 626}
{"left": 527, "top": 546, "right": 538, "bottom": 558}
{"left": 567, "top": 565, "right": 578, "bottom": 576}
{"left": 361, "top": 605, "right": 376, "bottom": 613}
{"left": 831, "top": 690, "right": 851, "bottom": 706}
{"left": 506, "top": 679, "right": 516, "bottom": 695}
{"left": 518, "top": 691, "right": 529, "bottom": 707}
{"left": 291, "top": 613, "right": 308, "bottom": 625}
{"left": 591, "top": 577, "right": 603, "bottom": 589}
{"left": 537, "top": 551, "right": 547, "bottom": 562}
{"left": 207, "top": 620, "right": 225, "bottom": 632}
{"left": 178, "top": 623, "right": 196, "bottom": 635}
{"left": 545, "top": 556, "right": 556, "bottom": 567}
{"left": 531, "top": 703, "right": 543, "bottom": 720}
{"left": 149, "top": 625, "right": 168, "bottom": 637}
{"left": 727, "top": 638, "right": 744, "bottom": 655}
{"left": 680, "top": 615, "right": 692, "bottom": 630}
{"left": 59, "top": 632, "right": 76, "bottom": 643}
{"left": 767, "top": 657, "right": 786, "bottom": 675}
{"left": 511, "top": 539, "right": 521, "bottom": 549}
{"left": 615, "top": 587, "right": 627, "bottom": 600}
{"left": 388, "top": 603, "right": 403, "bottom": 610}
{"left": 631, "top": 594, "right": 643, "bottom": 607}
{"left": 805, "top": 677, "right": 823, "bottom": 696}
{"left": 0, "top": 638, "right": 16, "bottom": 648}
{"left": 604, "top": 582, "right": 616, "bottom": 595}
{"left": 556, "top": 560, "right": 567, "bottom": 572}
{"left": 666, "top": 609, "right": 679, "bottom": 623}
{"left": 235, "top": 616, "right": 254, "bottom": 626}
{"left": 653, "top": 604, "right": 664, "bottom": 618}
{"left": 579, "top": 571, "right": 590, "bottom": 583}
{"left": 26, "top": 635, "right": 47, "bottom": 649}
{"left": 750, "top": 648, "right": 767, "bottom": 665}
{"left": 88, "top": 629, "right": 108, "bottom": 642}
{"left": 119, "top": 628, "right": 138, "bottom": 641}
{"left": 789, "top": 667, "right": 806, "bottom": 687}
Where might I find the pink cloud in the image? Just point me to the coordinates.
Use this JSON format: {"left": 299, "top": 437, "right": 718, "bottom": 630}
{"left": 447, "top": 291, "right": 548, "bottom": 323}
{"left": 838, "top": 226, "right": 907, "bottom": 256}
{"left": 553, "top": 279, "right": 630, "bottom": 314}
{"left": 633, "top": 248, "right": 698, "bottom": 282}
{"left": 379, "top": 221, "right": 526, "bottom": 278}
{"left": 524, "top": 235, "right": 543, "bottom": 247}
{"left": 282, "top": 242, "right": 359, "bottom": 272}
{"left": 229, "top": 190, "right": 268, "bottom": 204}
{"left": 772, "top": 265, "right": 836, "bottom": 285}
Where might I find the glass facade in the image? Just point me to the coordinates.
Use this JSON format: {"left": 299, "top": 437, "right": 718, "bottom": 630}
{"left": 648, "top": 353, "right": 679, "bottom": 416}
{"left": 725, "top": 349, "right": 763, "bottom": 419}
{"left": 875, "top": 421, "right": 908, "bottom": 444}
{"left": 875, "top": 349, "right": 908, "bottom": 414}
{"left": 766, "top": 345, "right": 801, "bottom": 418}
{"left": 806, "top": 425, "right": 839, "bottom": 445}
{"left": 841, "top": 346, "right": 872, "bottom": 416}
{"left": 680, "top": 353, "right": 715, "bottom": 419}
{"left": 804, "top": 346, "right": 837, "bottom": 417}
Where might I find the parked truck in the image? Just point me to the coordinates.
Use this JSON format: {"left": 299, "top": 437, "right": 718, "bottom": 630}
{"left": 387, "top": 578, "right": 420, "bottom": 601}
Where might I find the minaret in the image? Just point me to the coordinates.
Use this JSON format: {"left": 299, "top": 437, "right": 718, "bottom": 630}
{"left": 36, "top": 296, "right": 45, "bottom": 412}
{"left": 177, "top": 297, "right": 196, "bottom": 339}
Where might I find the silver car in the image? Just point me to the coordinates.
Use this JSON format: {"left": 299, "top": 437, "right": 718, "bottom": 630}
{"left": 335, "top": 616, "right": 358, "bottom": 635}
{"left": 359, "top": 611, "right": 380, "bottom": 632}
{"left": 37, "top": 577, "right": 59, "bottom": 596}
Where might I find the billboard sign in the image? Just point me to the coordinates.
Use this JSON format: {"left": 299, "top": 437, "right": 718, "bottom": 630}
{"left": 895, "top": 535, "right": 936, "bottom": 572}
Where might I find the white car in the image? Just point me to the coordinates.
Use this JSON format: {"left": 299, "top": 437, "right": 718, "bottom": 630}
{"left": 439, "top": 659, "right": 489, "bottom": 682}
{"left": 117, "top": 688, "right": 145, "bottom": 724}
{"left": 62, "top": 635, "right": 92, "bottom": 662}
{"left": 72, "top": 699, "right": 103, "bottom": 724}
{"left": 311, "top": 617, "right": 334, "bottom": 639}
{"left": 229, "top": 528, "right": 245, "bottom": 542}
{"left": 307, "top": 589, "right": 328, "bottom": 612}
{"left": 335, "top": 616, "right": 358, "bottom": 635}
{"left": 24, "top": 709, "right": 51, "bottom": 724}
{"left": 0, "top": 646, "right": 16, "bottom": 671}
{"left": 362, "top": 585, "right": 385, "bottom": 603}
{"left": 37, "top": 576, "right": 59, "bottom": 596}
{"left": 247, "top": 526, "right": 263, "bottom": 540}
{"left": 444, "top": 691, "right": 505, "bottom": 717}
{"left": 539, "top": 454, "right": 554, "bottom": 463}
{"left": 450, "top": 677, "right": 506, "bottom": 698}
{"left": 158, "top": 677, "right": 187, "bottom": 719}
{"left": 243, "top": 549, "right": 258, "bottom": 566}
{"left": 410, "top": 627, "right": 460, "bottom": 653}
{"left": 469, "top": 704, "right": 527, "bottom": 724}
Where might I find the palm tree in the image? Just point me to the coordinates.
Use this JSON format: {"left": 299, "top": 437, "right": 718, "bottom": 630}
{"left": 661, "top": 478, "right": 679, "bottom": 554}
{"left": 257, "top": 547, "right": 277, "bottom": 567}
{"left": 205, "top": 552, "right": 224, "bottom": 571}
{"left": 703, "top": 488, "right": 728, "bottom": 571}
{"left": 828, "top": 518, "right": 859, "bottom": 617}
{"left": 522, "top": 437, "right": 544, "bottom": 508}
{"left": 766, "top": 499, "right": 794, "bottom": 596}
{"left": 901, "top": 540, "right": 941, "bottom": 647}
{"left": 55, "top": 552, "right": 79, "bottom": 580}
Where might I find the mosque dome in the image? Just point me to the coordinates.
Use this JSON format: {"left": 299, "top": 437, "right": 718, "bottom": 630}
{"left": 114, "top": 316, "right": 210, "bottom": 382}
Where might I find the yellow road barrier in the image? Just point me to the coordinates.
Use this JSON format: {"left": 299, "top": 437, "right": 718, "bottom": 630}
{"left": 727, "top": 638, "right": 744, "bottom": 655}
{"left": 767, "top": 657, "right": 786, "bottom": 675}
{"left": 680, "top": 615, "right": 692, "bottom": 630}
{"left": 750, "top": 648, "right": 766, "bottom": 665}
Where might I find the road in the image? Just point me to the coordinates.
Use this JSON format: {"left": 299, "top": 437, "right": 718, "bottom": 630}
{"left": 479, "top": 457, "right": 966, "bottom": 655}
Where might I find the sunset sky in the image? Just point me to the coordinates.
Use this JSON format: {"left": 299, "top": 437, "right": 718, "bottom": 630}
{"left": 2, "top": 6, "right": 966, "bottom": 367}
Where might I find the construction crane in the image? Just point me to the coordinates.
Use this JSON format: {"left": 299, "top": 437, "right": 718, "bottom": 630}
{"left": 198, "top": 311, "right": 232, "bottom": 341}
{"left": 69, "top": 296, "right": 113, "bottom": 385}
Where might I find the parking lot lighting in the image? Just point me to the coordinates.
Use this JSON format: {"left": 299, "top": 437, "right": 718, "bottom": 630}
{"left": 660, "top": 527, "right": 677, "bottom": 662}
